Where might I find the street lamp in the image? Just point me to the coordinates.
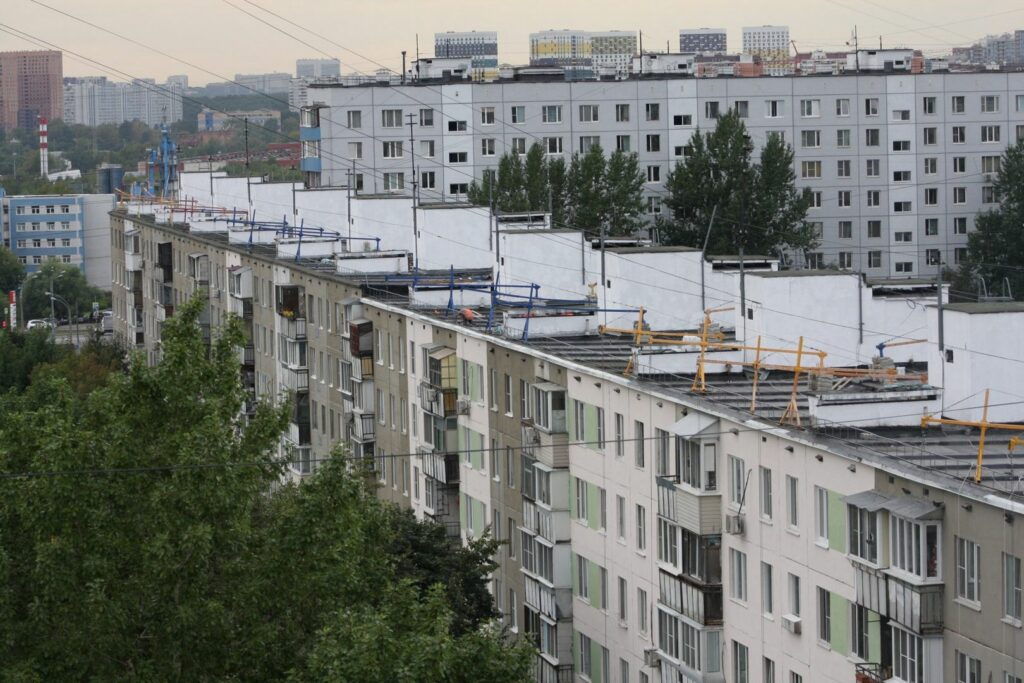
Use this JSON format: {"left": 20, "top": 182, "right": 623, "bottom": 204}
{"left": 46, "top": 291, "right": 78, "bottom": 348}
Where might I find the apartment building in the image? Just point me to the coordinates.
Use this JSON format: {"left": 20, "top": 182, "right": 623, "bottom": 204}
{"left": 433, "top": 31, "right": 500, "bottom": 81}
{"left": 296, "top": 58, "right": 341, "bottom": 80}
{"left": 307, "top": 71, "right": 1024, "bottom": 277}
{"left": 63, "top": 76, "right": 185, "bottom": 127}
{"left": 741, "top": 26, "right": 791, "bottom": 76}
{"left": 0, "top": 50, "right": 63, "bottom": 131}
{"left": 111, "top": 172, "right": 1024, "bottom": 683}
{"left": 678, "top": 29, "right": 727, "bottom": 56}
{"left": 1, "top": 192, "right": 114, "bottom": 286}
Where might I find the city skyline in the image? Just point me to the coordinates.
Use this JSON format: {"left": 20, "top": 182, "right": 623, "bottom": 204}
{"left": 2, "top": 0, "right": 1024, "bottom": 86}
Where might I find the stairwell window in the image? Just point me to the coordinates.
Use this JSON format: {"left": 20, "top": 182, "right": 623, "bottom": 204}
{"left": 956, "top": 537, "right": 981, "bottom": 605}
{"left": 729, "top": 455, "right": 745, "bottom": 506}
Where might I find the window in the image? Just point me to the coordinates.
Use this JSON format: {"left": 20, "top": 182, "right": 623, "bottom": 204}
{"left": 645, "top": 134, "right": 661, "bottom": 153}
{"left": 956, "top": 652, "right": 981, "bottom": 683}
{"left": 580, "top": 135, "right": 600, "bottom": 152}
{"left": 596, "top": 408, "right": 605, "bottom": 449}
{"left": 852, "top": 604, "right": 870, "bottom": 659}
{"left": 616, "top": 495, "right": 626, "bottom": 541}
{"left": 730, "top": 548, "right": 748, "bottom": 602}
{"left": 866, "top": 159, "right": 880, "bottom": 177}
{"left": 837, "top": 159, "right": 851, "bottom": 177}
{"left": 956, "top": 537, "right": 981, "bottom": 604}
{"left": 892, "top": 109, "right": 911, "bottom": 121}
{"left": 1019, "top": 94, "right": 1024, "bottom": 112}
{"left": 891, "top": 516, "right": 941, "bottom": 580}
{"left": 420, "top": 171, "right": 436, "bottom": 189}
{"left": 636, "top": 504, "right": 647, "bottom": 552}
{"left": 800, "top": 130, "right": 820, "bottom": 148}
{"left": 614, "top": 413, "right": 624, "bottom": 457}
{"left": 733, "top": 641, "right": 749, "bottom": 683}
{"left": 637, "top": 588, "right": 648, "bottom": 634}
{"left": 618, "top": 576, "right": 628, "bottom": 622}
{"left": 923, "top": 96, "right": 936, "bottom": 114}
{"left": 346, "top": 110, "right": 362, "bottom": 128}
{"left": 799, "top": 99, "right": 820, "bottom": 118}
{"left": 347, "top": 141, "right": 363, "bottom": 159}
{"left": 479, "top": 106, "right": 495, "bottom": 125}
{"left": 1004, "top": 552, "right": 1022, "bottom": 622}
{"left": 848, "top": 505, "right": 878, "bottom": 563}
{"left": 924, "top": 157, "right": 937, "bottom": 175}
{"left": 419, "top": 108, "right": 434, "bottom": 127}
{"left": 925, "top": 219, "right": 938, "bottom": 236}
{"left": 761, "top": 562, "right": 774, "bottom": 615}
{"left": 838, "top": 191, "right": 852, "bottom": 208}
{"left": 868, "top": 251, "right": 882, "bottom": 268}
{"left": 646, "top": 165, "right": 661, "bottom": 183}
{"left": 894, "top": 201, "right": 912, "bottom": 213}
{"left": 981, "top": 94, "right": 1000, "bottom": 113}
{"left": 578, "top": 632, "right": 592, "bottom": 676}
{"left": 448, "top": 151, "right": 468, "bottom": 163}
{"left": 764, "top": 658, "right": 776, "bottom": 683}
{"left": 836, "top": 129, "right": 851, "bottom": 148}
{"left": 953, "top": 187, "right": 967, "bottom": 205}
{"left": 729, "top": 455, "right": 745, "bottom": 505}
{"left": 892, "top": 140, "right": 910, "bottom": 152}
{"left": 838, "top": 221, "right": 853, "bottom": 239}
{"left": 545, "top": 137, "right": 563, "bottom": 154}
{"left": 836, "top": 98, "right": 850, "bottom": 116}
{"left": 895, "top": 231, "right": 913, "bottom": 243}
{"left": 575, "top": 478, "right": 588, "bottom": 521}
{"left": 510, "top": 105, "right": 525, "bottom": 123}
{"left": 615, "top": 103, "right": 630, "bottom": 122}
{"left": 383, "top": 172, "right": 404, "bottom": 191}
{"left": 923, "top": 127, "right": 937, "bottom": 145}
{"left": 785, "top": 475, "right": 798, "bottom": 529}
{"left": 893, "top": 625, "right": 923, "bottom": 683}
{"left": 894, "top": 171, "right": 912, "bottom": 183}
{"left": 542, "top": 105, "right": 562, "bottom": 123}
{"left": 447, "top": 120, "right": 467, "bottom": 132}
{"left": 511, "top": 137, "right": 526, "bottom": 155}
{"left": 982, "top": 155, "right": 1001, "bottom": 174}
{"left": 864, "top": 98, "right": 878, "bottom": 116}
{"left": 616, "top": 135, "right": 631, "bottom": 152}
{"left": 788, "top": 573, "right": 801, "bottom": 617}
{"left": 896, "top": 261, "right": 914, "bottom": 274}
{"left": 449, "top": 183, "right": 468, "bottom": 195}
{"left": 480, "top": 138, "right": 496, "bottom": 156}
{"left": 759, "top": 467, "right": 773, "bottom": 519}
{"left": 579, "top": 104, "right": 599, "bottom": 122}
{"left": 954, "top": 217, "right": 968, "bottom": 234}
{"left": 955, "top": 247, "right": 968, "bottom": 264}
{"left": 817, "top": 587, "right": 832, "bottom": 642}
{"left": 982, "top": 125, "right": 1001, "bottom": 143}
{"left": 734, "top": 100, "right": 749, "bottom": 117}
{"left": 800, "top": 161, "right": 821, "bottom": 179}
{"left": 952, "top": 126, "right": 966, "bottom": 144}
{"left": 382, "top": 140, "right": 403, "bottom": 158}
{"left": 381, "top": 109, "right": 402, "bottom": 128}
{"left": 865, "top": 129, "right": 880, "bottom": 147}
{"left": 705, "top": 101, "right": 720, "bottom": 119}
{"left": 953, "top": 156, "right": 966, "bottom": 173}
{"left": 645, "top": 103, "right": 660, "bottom": 121}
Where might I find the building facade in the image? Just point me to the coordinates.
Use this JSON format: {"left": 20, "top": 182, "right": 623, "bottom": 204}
{"left": 0, "top": 50, "right": 63, "bottom": 131}
{"left": 741, "top": 26, "right": 791, "bottom": 75}
{"left": 63, "top": 76, "right": 185, "bottom": 127}
{"left": 679, "top": 29, "right": 727, "bottom": 55}
{"left": 110, "top": 192, "right": 1024, "bottom": 683}
{"left": 309, "top": 71, "right": 1024, "bottom": 277}
{"left": 1, "top": 192, "right": 114, "bottom": 286}
{"left": 296, "top": 58, "right": 341, "bottom": 80}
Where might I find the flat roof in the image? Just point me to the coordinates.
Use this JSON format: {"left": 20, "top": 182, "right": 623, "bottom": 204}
{"left": 943, "top": 302, "right": 1024, "bottom": 314}
{"left": 605, "top": 245, "right": 699, "bottom": 254}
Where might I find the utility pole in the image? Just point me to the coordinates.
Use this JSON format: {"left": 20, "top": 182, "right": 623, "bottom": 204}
{"left": 700, "top": 205, "right": 717, "bottom": 311}
{"left": 244, "top": 117, "right": 251, "bottom": 207}
{"left": 600, "top": 221, "right": 608, "bottom": 327}
{"left": 406, "top": 113, "right": 419, "bottom": 270}
{"left": 937, "top": 255, "right": 945, "bottom": 412}
{"left": 345, "top": 165, "right": 353, "bottom": 245}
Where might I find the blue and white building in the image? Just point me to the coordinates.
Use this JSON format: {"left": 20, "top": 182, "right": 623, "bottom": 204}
{"left": 0, "top": 191, "right": 115, "bottom": 288}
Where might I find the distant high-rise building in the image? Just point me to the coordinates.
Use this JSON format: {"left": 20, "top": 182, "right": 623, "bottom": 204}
{"left": 530, "top": 29, "right": 636, "bottom": 76}
{"left": 0, "top": 50, "right": 63, "bottom": 131}
{"left": 742, "top": 25, "right": 791, "bottom": 75}
{"left": 679, "top": 28, "right": 727, "bottom": 54}
{"left": 63, "top": 77, "right": 184, "bottom": 127}
{"left": 296, "top": 58, "right": 341, "bottom": 80}
{"left": 433, "top": 32, "right": 499, "bottom": 80}
{"left": 233, "top": 72, "right": 292, "bottom": 95}
{"left": 590, "top": 31, "right": 637, "bottom": 74}
{"left": 165, "top": 74, "right": 189, "bottom": 90}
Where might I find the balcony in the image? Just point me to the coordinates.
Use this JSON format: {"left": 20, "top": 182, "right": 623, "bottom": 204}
{"left": 657, "top": 475, "right": 722, "bottom": 535}
{"left": 523, "top": 499, "right": 555, "bottom": 542}
{"left": 125, "top": 251, "right": 142, "bottom": 272}
{"left": 419, "top": 381, "right": 459, "bottom": 418}
{"left": 352, "top": 355, "right": 374, "bottom": 381}
{"left": 522, "top": 422, "right": 569, "bottom": 469}
{"left": 854, "top": 563, "right": 943, "bottom": 634}
{"left": 352, "top": 412, "right": 376, "bottom": 442}
{"left": 283, "top": 316, "right": 307, "bottom": 341}
{"left": 188, "top": 253, "right": 209, "bottom": 286}
{"left": 854, "top": 663, "right": 891, "bottom": 683}
{"left": 423, "top": 450, "right": 459, "bottom": 485}
{"left": 228, "top": 266, "right": 252, "bottom": 299}
{"left": 658, "top": 570, "right": 723, "bottom": 626}
{"left": 156, "top": 242, "right": 173, "bottom": 283}
{"left": 131, "top": 288, "right": 143, "bottom": 309}
{"left": 240, "top": 344, "right": 255, "bottom": 367}
{"left": 282, "top": 366, "right": 309, "bottom": 393}
{"left": 532, "top": 658, "right": 573, "bottom": 683}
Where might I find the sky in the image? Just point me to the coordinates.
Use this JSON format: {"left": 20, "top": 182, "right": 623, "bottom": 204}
{"left": 1, "top": 0, "right": 1023, "bottom": 85}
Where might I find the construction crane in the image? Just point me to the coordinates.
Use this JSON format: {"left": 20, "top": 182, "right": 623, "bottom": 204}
{"left": 921, "top": 389, "right": 1024, "bottom": 482}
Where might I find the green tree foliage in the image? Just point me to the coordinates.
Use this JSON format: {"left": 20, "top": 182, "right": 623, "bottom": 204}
{"left": 222, "top": 159, "right": 302, "bottom": 182}
{"left": 955, "top": 139, "right": 1024, "bottom": 299}
{"left": 0, "top": 328, "right": 64, "bottom": 393}
{"left": 19, "top": 259, "right": 109, "bottom": 321}
{"left": 658, "top": 110, "right": 816, "bottom": 256}
{"left": 30, "top": 338, "right": 126, "bottom": 397}
{"left": 468, "top": 143, "right": 645, "bottom": 236}
{"left": 0, "top": 297, "right": 530, "bottom": 680}
{"left": 0, "top": 246, "right": 25, "bottom": 294}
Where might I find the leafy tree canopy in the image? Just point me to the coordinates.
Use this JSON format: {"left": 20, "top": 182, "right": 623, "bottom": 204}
{"left": 19, "top": 259, "right": 109, "bottom": 321}
{"left": 0, "top": 246, "right": 25, "bottom": 294}
{"left": 657, "top": 110, "right": 816, "bottom": 257}
{"left": 954, "top": 139, "right": 1024, "bottom": 299}
{"left": 0, "top": 297, "right": 530, "bottom": 681}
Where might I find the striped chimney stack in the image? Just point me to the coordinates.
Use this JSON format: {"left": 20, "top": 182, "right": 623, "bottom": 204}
{"left": 38, "top": 116, "right": 48, "bottom": 178}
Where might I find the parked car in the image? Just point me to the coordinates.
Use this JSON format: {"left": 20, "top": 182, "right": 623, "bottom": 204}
{"left": 27, "top": 319, "right": 54, "bottom": 330}
{"left": 101, "top": 311, "right": 113, "bottom": 335}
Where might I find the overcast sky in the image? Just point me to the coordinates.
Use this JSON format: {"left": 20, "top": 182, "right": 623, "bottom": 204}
{"left": 2, "top": 0, "right": 1022, "bottom": 85}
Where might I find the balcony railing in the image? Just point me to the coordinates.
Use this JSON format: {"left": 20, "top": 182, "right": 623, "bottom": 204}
{"left": 283, "top": 316, "right": 307, "bottom": 340}
{"left": 353, "top": 413, "right": 376, "bottom": 442}
{"left": 855, "top": 663, "right": 891, "bottom": 683}
{"left": 240, "top": 344, "right": 255, "bottom": 366}
{"left": 532, "top": 659, "right": 573, "bottom": 683}
{"left": 282, "top": 367, "right": 309, "bottom": 393}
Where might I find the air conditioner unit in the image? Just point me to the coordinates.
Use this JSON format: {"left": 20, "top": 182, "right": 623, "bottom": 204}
{"left": 725, "top": 513, "right": 745, "bottom": 535}
{"left": 782, "top": 614, "right": 802, "bottom": 634}
{"left": 457, "top": 397, "right": 472, "bottom": 414}
{"left": 643, "top": 648, "right": 661, "bottom": 668}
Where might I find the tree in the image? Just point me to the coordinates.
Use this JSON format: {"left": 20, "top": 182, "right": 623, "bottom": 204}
{"left": 0, "top": 246, "right": 25, "bottom": 294}
{"left": 0, "top": 297, "right": 530, "bottom": 680}
{"left": 603, "top": 150, "right": 646, "bottom": 236}
{"left": 565, "top": 145, "right": 608, "bottom": 233}
{"left": 523, "top": 143, "right": 549, "bottom": 212}
{"left": 659, "top": 110, "right": 815, "bottom": 257}
{"left": 20, "top": 259, "right": 108, "bottom": 321}
{"left": 955, "top": 139, "right": 1024, "bottom": 299}
{"left": 0, "top": 327, "right": 64, "bottom": 393}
